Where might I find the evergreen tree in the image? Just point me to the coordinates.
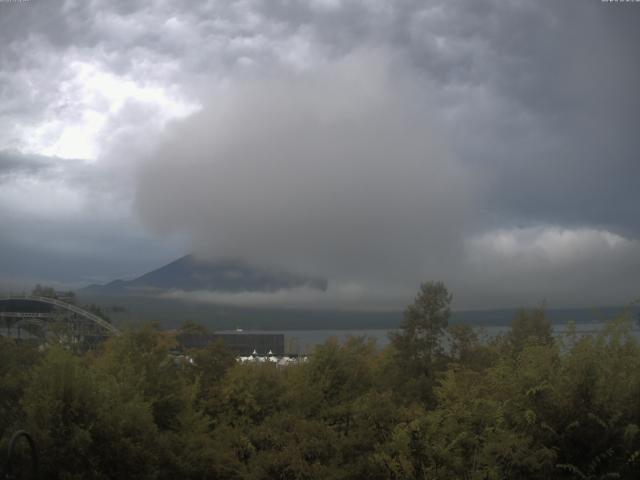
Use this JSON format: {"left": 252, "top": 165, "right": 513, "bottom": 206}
{"left": 389, "top": 281, "right": 452, "bottom": 404}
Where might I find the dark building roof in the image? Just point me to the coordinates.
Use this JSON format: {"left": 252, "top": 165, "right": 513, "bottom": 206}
{"left": 0, "top": 299, "right": 54, "bottom": 314}
{"left": 177, "top": 332, "right": 285, "bottom": 356}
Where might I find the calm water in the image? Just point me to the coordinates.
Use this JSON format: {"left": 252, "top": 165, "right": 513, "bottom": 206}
{"left": 223, "top": 323, "right": 640, "bottom": 354}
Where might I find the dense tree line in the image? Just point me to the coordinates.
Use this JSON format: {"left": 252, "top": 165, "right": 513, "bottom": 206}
{"left": 1, "top": 282, "right": 640, "bottom": 479}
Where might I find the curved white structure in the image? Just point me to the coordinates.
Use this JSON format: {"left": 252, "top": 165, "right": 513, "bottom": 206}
{"left": 1, "top": 295, "right": 120, "bottom": 336}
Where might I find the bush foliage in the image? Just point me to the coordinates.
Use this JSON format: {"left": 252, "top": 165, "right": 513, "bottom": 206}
{"left": 1, "top": 282, "right": 640, "bottom": 479}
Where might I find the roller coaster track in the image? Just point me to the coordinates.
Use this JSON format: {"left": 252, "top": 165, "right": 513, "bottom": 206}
{"left": 1, "top": 295, "right": 120, "bottom": 336}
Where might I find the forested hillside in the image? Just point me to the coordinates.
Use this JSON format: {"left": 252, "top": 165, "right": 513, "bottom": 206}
{"left": 1, "top": 283, "right": 640, "bottom": 479}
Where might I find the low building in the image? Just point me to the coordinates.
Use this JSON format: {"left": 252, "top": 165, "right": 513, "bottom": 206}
{"left": 177, "top": 332, "right": 285, "bottom": 356}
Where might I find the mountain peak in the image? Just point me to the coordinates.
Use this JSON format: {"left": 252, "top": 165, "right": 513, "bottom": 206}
{"left": 81, "top": 255, "right": 328, "bottom": 295}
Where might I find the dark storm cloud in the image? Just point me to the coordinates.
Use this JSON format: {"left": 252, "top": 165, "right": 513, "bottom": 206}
{"left": 435, "top": 1, "right": 640, "bottom": 237}
{"left": 258, "top": 0, "right": 640, "bottom": 235}
{"left": 136, "top": 51, "right": 474, "bottom": 287}
{"left": 1, "top": 0, "right": 639, "bottom": 307}
{"left": 134, "top": 46, "right": 640, "bottom": 309}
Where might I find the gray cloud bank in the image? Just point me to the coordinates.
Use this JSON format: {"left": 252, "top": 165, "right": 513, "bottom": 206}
{"left": 137, "top": 52, "right": 473, "bottom": 293}
{"left": 136, "top": 46, "right": 640, "bottom": 309}
{"left": 1, "top": 0, "right": 639, "bottom": 309}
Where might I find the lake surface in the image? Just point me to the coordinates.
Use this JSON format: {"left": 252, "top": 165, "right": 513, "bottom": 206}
{"left": 222, "top": 323, "right": 640, "bottom": 354}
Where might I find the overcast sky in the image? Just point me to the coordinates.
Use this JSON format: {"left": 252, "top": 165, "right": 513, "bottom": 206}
{"left": 0, "top": 0, "right": 639, "bottom": 310}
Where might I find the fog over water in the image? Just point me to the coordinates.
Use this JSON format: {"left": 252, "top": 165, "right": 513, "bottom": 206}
{"left": 258, "top": 323, "right": 640, "bottom": 354}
